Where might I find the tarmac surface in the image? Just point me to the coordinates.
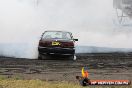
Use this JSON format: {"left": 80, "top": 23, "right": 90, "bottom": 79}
{"left": 0, "top": 53, "right": 132, "bottom": 82}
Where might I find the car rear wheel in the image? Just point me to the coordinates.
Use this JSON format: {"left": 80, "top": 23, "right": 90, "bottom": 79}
{"left": 38, "top": 54, "right": 47, "bottom": 60}
{"left": 69, "top": 55, "right": 77, "bottom": 60}
{"left": 38, "top": 54, "right": 42, "bottom": 60}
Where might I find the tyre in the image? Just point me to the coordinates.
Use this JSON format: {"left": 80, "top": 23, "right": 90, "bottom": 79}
{"left": 38, "top": 54, "right": 42, "bottom": 60}
{"left": 38, "top": 54, "right": 47, "bottom": 60}
{"left": 69, "top": 55, "right": 77, "bottom": 60}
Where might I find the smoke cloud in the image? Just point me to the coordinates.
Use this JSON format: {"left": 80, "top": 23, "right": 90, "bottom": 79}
{"left": 0, "top": 0, "right": 132, "bottom": 58}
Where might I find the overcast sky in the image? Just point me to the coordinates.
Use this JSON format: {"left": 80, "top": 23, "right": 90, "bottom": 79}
{"left": 0, "top": 0, "right": 132, "bottom": 58}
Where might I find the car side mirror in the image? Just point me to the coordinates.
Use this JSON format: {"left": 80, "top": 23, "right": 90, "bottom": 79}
{"left": 73, "top": 39, "right": 78, "bottom": 41}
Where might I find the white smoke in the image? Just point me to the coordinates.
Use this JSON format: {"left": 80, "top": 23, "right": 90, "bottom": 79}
{"left": 0, "top": 0, "right": 132, "bottom": 58}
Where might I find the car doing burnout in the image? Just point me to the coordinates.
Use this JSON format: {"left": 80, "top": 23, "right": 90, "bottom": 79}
{"left": 38, "top": 31, "right": 78, "bottom": 60}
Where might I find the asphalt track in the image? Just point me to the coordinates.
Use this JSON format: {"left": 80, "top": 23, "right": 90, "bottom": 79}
{"left": 0, "top": 53, "right": 132, "bottom": 82}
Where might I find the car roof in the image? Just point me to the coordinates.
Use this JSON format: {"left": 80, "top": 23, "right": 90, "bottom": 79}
{"left": 44, "top": 30, "right": 71, "bottom": 33}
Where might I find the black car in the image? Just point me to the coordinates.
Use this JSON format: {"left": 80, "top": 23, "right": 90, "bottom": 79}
{"left": 38, "top": 31, "right": 78, "bottom": 60}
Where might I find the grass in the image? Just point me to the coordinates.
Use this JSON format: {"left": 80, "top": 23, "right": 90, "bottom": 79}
{"left": 0, "top": 80, "right": 79, "bottom": 88}
{"left": 0, "top": 79, "right": 131, "bottom": 88}
{"left": 0, "top": 75, "right": 131, "bottom": 88}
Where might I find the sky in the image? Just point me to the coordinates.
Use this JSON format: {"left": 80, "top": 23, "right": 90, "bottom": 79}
{"left": 0, "top": 0, "right": 132, "bottom": 58}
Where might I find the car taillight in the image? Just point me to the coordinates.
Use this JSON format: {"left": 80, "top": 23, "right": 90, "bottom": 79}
{"left": 62, "top": 42, "right": 74, "bottom": 47}
{"left": 39, "top": 40, "right": 51, "bottom": 47}
{"left": 39, "top": 40, "right": 43, "bottom": 46}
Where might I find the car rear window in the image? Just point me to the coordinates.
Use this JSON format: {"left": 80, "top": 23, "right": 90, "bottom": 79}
{"left": 42, "top": 31, "right": 72, "bottom": 39}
